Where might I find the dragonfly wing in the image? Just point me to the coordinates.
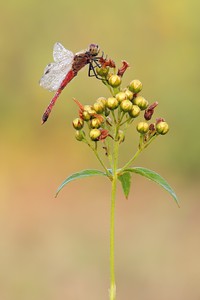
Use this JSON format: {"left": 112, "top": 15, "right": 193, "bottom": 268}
{"left": 39, "top": 60, "right": 73, "bottom": 92}
{"left": 53, "top": 42, "right": 74, "bottom": 63}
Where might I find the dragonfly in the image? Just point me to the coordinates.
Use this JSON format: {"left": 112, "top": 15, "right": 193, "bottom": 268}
{"left": 39, "top": 42, "right": 103, "bottom": 124}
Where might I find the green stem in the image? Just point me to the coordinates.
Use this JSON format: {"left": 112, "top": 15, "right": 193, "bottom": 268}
{"left": 111, "top": 111, "right": 117, "bottom": 124}
{"left": 93, "top": 147, "right": 112, "bottom": 179}
{"left": 109, "top": 126, "right": 119, "bottom": 300}
{"left": 119, "top": 134, "right": 158, "bottom": 174}
{"left": 120, "top": 147, "right": 142, "bottom": 174}
{"left": 103, "top": 80, "right": 115, "bottom": 96}
{"left": 120, "top": 116, "right": 132, "bottom": 127}
{"left": 84, "top": 139, "right": 112, "bottom": 179}
{"left": 109, "top": 174, "right": 117, "bottom": 300}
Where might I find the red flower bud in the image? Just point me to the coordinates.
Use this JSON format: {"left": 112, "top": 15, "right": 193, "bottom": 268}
{"left": 98, "top": 129, "right": 110, "bottom": 141}
{"left": 117, "top": 60, "right": 129, "bottom": 77}
{"left": 74, "top": 98, "right": 84, "bottom": 119}
{"left": 99, "top": 57, "right": 116, "bottom": 69}
{"left": 144, "top": 101, "right": 158, "bottom": 120}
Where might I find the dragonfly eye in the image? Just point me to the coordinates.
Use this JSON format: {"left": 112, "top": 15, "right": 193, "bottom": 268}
{"left": 89, "top": 44, "right": 100, "bottom": 56}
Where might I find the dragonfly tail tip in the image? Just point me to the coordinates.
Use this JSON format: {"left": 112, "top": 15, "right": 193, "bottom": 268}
{"left": 41, "top": 118, "right": 47, "bottom": 125}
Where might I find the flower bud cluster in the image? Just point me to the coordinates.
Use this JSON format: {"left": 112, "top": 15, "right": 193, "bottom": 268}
{"left": 72, "top": 60, "right": 169, "bottom": 152}
{"left": 72, "top": 98, "right": 110, "bottom": 143}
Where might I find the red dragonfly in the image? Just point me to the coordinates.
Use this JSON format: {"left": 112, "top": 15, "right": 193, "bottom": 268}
{"left": 39, "top": 43, "right": 102, "bottom": 124}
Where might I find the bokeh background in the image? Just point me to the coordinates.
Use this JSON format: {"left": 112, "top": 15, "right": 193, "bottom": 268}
{"left": 1, "top": 0, "right": 200, "bottom": 299}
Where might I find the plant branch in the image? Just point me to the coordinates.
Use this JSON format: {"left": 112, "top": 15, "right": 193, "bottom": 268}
{"left": 84, "top": 139, "right": 112, "bottom": 179}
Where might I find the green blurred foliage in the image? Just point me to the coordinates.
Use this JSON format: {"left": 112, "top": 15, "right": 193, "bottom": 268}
{"left": 1, "top": 0, "right": 200, "bottom": 177}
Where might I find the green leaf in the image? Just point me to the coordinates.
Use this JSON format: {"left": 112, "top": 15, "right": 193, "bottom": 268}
{"left": 118, "top": 172, "right": 131, "bottom": 199}
{"left": 55, "top": 169, "right": 108, "bottom": 197}
{"left": 122, "top": 167, "right": 179, "bottom": 206}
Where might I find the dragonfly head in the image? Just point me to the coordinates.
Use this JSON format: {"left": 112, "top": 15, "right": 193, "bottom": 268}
{"left": 88, "top": 44, "right": 100, "bottom": 56}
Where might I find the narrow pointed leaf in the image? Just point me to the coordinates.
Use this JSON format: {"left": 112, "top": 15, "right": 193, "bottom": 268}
{"left": 122, "top": 167, "right": 179, "bottom": 206}
{"left": 55, "top": 169, "right": 108, "bottom": 197}
{"left": 118, "top": 172, "right": 131, "bottom": 199}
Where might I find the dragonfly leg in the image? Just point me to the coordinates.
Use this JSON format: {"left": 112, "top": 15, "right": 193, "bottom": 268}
{"left": 88, "top": 62, "right": 102, "bottom": 80}
{"left": 92, "top": 58, "right": 101, "bottom": 68}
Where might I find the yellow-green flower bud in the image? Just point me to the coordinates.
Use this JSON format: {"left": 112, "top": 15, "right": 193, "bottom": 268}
{"left": 96, "top": 97, "right": 107, "bottom": 106}
{"left": 129, "top": 105, "right": 141, "bottom": 118}
{"left": 115, "top": 92, "right": 127, "bottom": 103}
{"left": 82, "top": 111, "right": 91, "bottom": 121}
{"left": 106, "top": 72, "right": 113, "bottom": 81}
{"left": 84, "top": 105, "right": 93, "bottom": 112}
{"left": 75, "top": 130, "right": 85, "bottom": 141}
{"left": 118, "top": 130, "right": 125, "bottom": 143}
{"left": 89, "top": 128, "right": 101, "bottom": 141}
{"left": 108, "top": 74, "right": 121, "bottom": 87}
{"left": 124, "top": 89, "right": 134, "bottom": 100}
{"left": 96, "top": 66, "right": 109, "bottom": 77}
{"left": 156, "top": 122, "right": 169, "bottom": 135}
{"left": 133, "top": 96, "right": 148, "bottom": 110}
{"left": 90, "top": 118, "right": 102, "bottom": 129}
{"left": 136, "top": 122, "right": 149, "bottom": 134}
{"left": 93, "top": 102, "right": 105, "bottom": 114}
{"left": 120, "top": 100, "right": 133, "bottom": 112}
{"left": 106, "top": 97, "right": 119, "bottom": 110}
{"left": 83, "top": 105, "right": 96, "bottom": 116}
{"left": 72, "top": 118, "right": 84, "bottom": 130}
{"left": 129, "top": 80, "right": 143, "bottom": 93}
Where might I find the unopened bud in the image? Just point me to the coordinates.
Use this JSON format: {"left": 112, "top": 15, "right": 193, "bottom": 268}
{"left": 120, "top": 100, "right": 133, "bottom": 112}
{"left": 144, "top": 102, "right": 158, "bottom": 120}
{"left": 72, "top": 118, "right": 84, "bottom": 130}
{"left": 156, "top": 122, "right": 169, "bottom": 135}
{"left": 93, "top": 102, "right": 105, "bottom": 114}
{"left": 90, "top": 118, "right": 102, "bottom": 128}
{"left": 149, "top": 123, "right": 155, "bottom": 132}
{"left": 108, "top": 75, "right": 121, "bottom": 87}
{"left": 133, "top": 96, "right": 148, "bottom": 110}
{"left": 89, "top": 128, "right": 101, "bottom": 141}
{"left": 129, "top": 105, "right": 141, "bottom": 118}
{"left": 84, "top": 105, "right": 93, "bottom": 112}
{"left": 75, "top": 130, "right": 85, "bottom": 141}
{"left": 117, "top": 61, "right": 129, "bottom": 77}
{"left": 136, "top": 122, "right": 149, "bottom": 134}
{"left": 115, "top": 92, "right": 127, "bottom": 103}
{"left": 98, "top": 129, "right": 109, "bottom": 141}
{"left": 106, "top": 97, "right": 119, "bottom": 110}
{"left": 82, "top": 111, "right": 91, "bottom": 121}
{"left": 83, "top": 105, "right": 96, "bottom": 116}
{"left": 129, "top": 80, "right": 143, "bottom": 93}
{"left": 96, "top": 97, "right": 107, "bottom": 106}
{"left": 124, "top": 89, "right": 134, "bottom": 100}
{"left": 96, "top": 66, "right": 109, "bottom": 77}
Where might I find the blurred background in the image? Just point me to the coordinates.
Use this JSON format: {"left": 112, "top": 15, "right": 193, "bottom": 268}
{"left": 1, "top": 0, "right": 200, "bottom": 299}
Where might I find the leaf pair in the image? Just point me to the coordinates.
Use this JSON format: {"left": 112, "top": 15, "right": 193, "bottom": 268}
{"left": 55, "top": 167, "right": 179, "bottom": 207}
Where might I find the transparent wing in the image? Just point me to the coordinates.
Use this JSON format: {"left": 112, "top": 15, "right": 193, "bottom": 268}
{"left": 39, "top": 42, "right": 74, "bottom": 92}
{"left": 53, "top": 42, "right": 74, "bottom": 63}
{"left": 39, "top": 60, "right": 73, "bottom": 92}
